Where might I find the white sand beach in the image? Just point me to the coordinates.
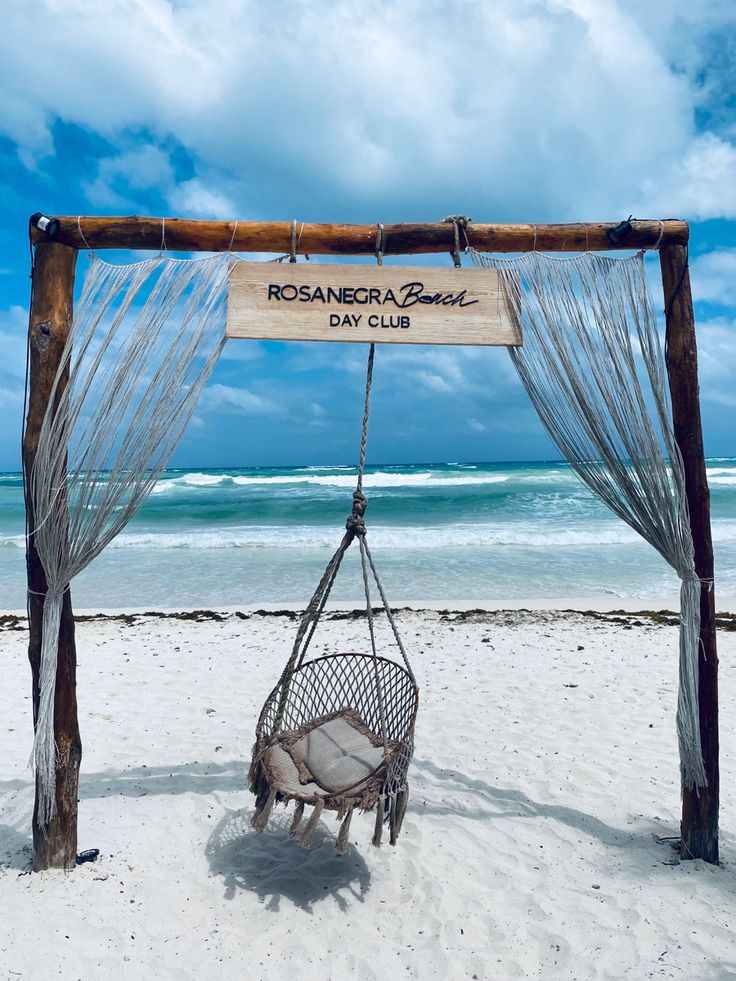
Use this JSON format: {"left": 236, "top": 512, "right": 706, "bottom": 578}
{"left": 2, "top": 604, "right": 736, "bottom": 980}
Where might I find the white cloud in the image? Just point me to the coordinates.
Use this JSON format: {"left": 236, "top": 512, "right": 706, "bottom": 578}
{"left": 219, "top": 339, "right": 264, "bottom": 362}
{"left": 0, "top": 305, "right": 29, "bottom": 389}
{"left": 168, "top": 178, "right": 236, "bottom": 219}
{"left": 0, "top": 385, "right": 21, "bottom": 408}
{"left": 201, "top": 382, "right": 283, "bottom": 416}
{"left": 635, "top": 133, "right": 736, "bottom": 221}
{"left": 691, "top": 249, "right": 736, "bottom": 306}
{"left": 380, "top": 344, "right": 516, "bottom": 400}
{"left": 692, "top": 317, "right": 736, "bottom": 407}
{"left": 1, "top": 1, "right": 735, "bottom": 221}
{"left": 414, "top": 371, "right": 455, "bottom": 394}
{"left": 83, "top": 145, "right": 175, "bottom": 208}
{"left": 0, "top": 306, "right": 29, "bottom": 462}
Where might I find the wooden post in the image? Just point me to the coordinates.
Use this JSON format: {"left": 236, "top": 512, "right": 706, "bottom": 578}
{"left": 660, "top": 242, "right": 719, "bottom": 864}
{"left": 23, "top": 240, "right": 81, "bottom": 870}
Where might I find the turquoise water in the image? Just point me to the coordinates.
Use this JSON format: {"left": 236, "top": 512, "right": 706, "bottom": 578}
{"left": 1, "top": 460, "right": 735, "bottom": 608}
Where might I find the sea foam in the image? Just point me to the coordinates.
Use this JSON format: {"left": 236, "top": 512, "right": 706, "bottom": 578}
{"left": 99, "top": 520, "right": 736, "bottom": 551}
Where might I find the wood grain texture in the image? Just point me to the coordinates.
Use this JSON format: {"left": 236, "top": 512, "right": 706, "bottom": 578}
{"left": 226, "top": 263, "right": 521, "bottom": 346}
{"left": 660, "top": 243, "right": 719, "bottom": 865}
{"left": 23, "top": 241, "right": 81, "bottom": 871}
{"left": 31, "top": 216, "right": 689, "bottom": 254}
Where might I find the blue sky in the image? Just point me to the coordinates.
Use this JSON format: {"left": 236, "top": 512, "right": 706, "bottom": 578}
{"left": 0, "top": 0, "right": 735, "bottom": 469}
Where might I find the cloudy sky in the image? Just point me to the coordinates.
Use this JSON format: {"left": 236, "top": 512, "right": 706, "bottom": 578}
{"left": 1, "top": 0, "right": 735, "bottom": 469}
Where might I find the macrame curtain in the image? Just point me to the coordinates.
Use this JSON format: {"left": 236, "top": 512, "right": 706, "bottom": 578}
{"left": 470, "top": 248, "right": 705, "bottom": 789}
{"left": 29, "top": 251, "right": 236, "bottom": 824}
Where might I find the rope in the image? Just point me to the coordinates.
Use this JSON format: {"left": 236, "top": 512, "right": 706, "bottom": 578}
{"left": 653, "top": 220, "right": 665, "bottom": 251}
{"left": 362, "top": 536, "right": 415, "bottom": 682}
{"left": 356, "top": 343, "right": 374, "bottom": 494}
{"left": 442, "top": 215, "right": 470, "bottom": 268}
{"left": 228, "top": 221, "right": 239, "bottom": 252}
{"left": 270, "top": 342, "right": 413, "bottom": 744}
{"left": 375, "top": 223, "right": 385, "bottom": 266}
{"left": 664, "top": 245, "right": 690, "bottom": 322}
{"left": 359, "top": 536, "right": 389, "bottom": 752}
{"left": 77, "top": 216, "right": 93, "bottom": 253}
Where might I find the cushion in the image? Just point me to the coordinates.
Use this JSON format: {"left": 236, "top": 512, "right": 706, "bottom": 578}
{"left": 282, "top": 711, "right": 389, "bottom": 795}
{"left": 262, "top": 742, "right": 326, "bottom": 798}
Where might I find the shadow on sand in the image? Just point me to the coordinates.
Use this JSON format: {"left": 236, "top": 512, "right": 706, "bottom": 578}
{"left": 4, "top": 755, "right": 735, "bottom": 901}
{"left": 205, "top": 808, "right": 372, "bottom": 912}
{"left": 0, "top": 823, "right": 33, "bottom": 871}
{"left": 413, "top": 756, "right": 632, "bottom": 843}
{"left": 0, "top": 759, "right": 245, "bottom": 802}
{"left": 411, "top": 756, "right": 736, "bottom": 891}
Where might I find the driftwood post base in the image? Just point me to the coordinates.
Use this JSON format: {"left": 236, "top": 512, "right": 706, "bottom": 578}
{"left": 29, "top": 588, "right": 81, "bottom": 870}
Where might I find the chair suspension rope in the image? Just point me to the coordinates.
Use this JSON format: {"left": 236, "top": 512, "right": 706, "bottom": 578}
{"left": 359, "top": 535, "right": 390, "bottom": 751}
{"left": 362, "top": 536, "right": 415, "bottom": 683}
{"left": 270, "top": 342, "right": 408, "bottom": 739}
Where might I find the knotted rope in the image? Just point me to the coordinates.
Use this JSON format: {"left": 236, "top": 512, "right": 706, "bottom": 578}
{"left": 442, "top": 215, "right": 471, "bottom": 267}
{"left": 270, "top": 343, "right": 413, "bottom": 744}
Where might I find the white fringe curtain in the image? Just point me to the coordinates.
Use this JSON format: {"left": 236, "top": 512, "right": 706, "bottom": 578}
{"left": 470, "top": 248, "right": 705, "bottom": 790}
{"left": 29, "top": 251, "right": 236, "bottom": 825}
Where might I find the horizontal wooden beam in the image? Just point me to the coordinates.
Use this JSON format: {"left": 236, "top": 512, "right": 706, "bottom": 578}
{"left": 30, "top": 216, "right": 688, "bottom": 255}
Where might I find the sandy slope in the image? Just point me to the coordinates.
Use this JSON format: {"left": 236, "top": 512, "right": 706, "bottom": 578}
{"left": 1, "top": 606, "right": 736, "bottom": 981}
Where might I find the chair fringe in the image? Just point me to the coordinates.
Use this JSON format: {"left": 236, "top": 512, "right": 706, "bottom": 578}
{"left": 336, "top": 805, "right": 354, "bottom": 854}
{"left": 336, "top": 799, "right": 349, "bottom": 821}
{"left": 288, "top": 801, "right": 305, "bottom": 838}
{"left": 248, "top": 755, "right": 269, "bottom": 800}
{"left": 299, "top": 799, "right": 325, "bottom": 849}
{"left": 388, "top": 793, "right": 398, "bottom": 846}
{"left": 251, "top": 786, "right": 277, "bottom": 832}
{"left": 389, "top": 787, "right": 409, "bottom": 845}
{"left": 371, "top": 796, "right": 385, "bottom": 848}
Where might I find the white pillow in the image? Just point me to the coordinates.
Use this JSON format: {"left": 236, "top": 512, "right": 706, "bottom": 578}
{"left": 289, "top": 716, "right": 386, "bottom": 793}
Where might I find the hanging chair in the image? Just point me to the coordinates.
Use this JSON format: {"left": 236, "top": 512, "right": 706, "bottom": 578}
{"left": 248, "top": 345, "right": 419, "bottom": 853}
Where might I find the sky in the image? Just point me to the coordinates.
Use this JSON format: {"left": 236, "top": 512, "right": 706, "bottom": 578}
{"left": 0, "top": 0, "right": 735, "bottom": 469}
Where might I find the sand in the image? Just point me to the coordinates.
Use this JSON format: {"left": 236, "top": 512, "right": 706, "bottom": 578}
{"left": 2, "top": 604, "right": 736, "bottom": 980}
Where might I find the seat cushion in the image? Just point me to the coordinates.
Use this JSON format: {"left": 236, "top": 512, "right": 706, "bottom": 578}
{"left": 281, "top": 710, "right": 390, "bottom": 795}
{"left": 262, "top": 742, "right": 327, "bottom": 798}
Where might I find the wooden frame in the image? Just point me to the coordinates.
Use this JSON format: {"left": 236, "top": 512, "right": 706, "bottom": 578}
{"left": 23, "top": 216, "right": 718, "bottom": 868}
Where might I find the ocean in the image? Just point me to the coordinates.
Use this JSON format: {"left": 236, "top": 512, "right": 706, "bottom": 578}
{"left": 1, "top": 460, "right": 735, "bottom": 609}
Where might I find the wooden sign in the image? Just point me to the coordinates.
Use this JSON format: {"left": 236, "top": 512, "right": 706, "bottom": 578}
{"left": 226, "top": 263, "right": 521, "bottom": 346}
